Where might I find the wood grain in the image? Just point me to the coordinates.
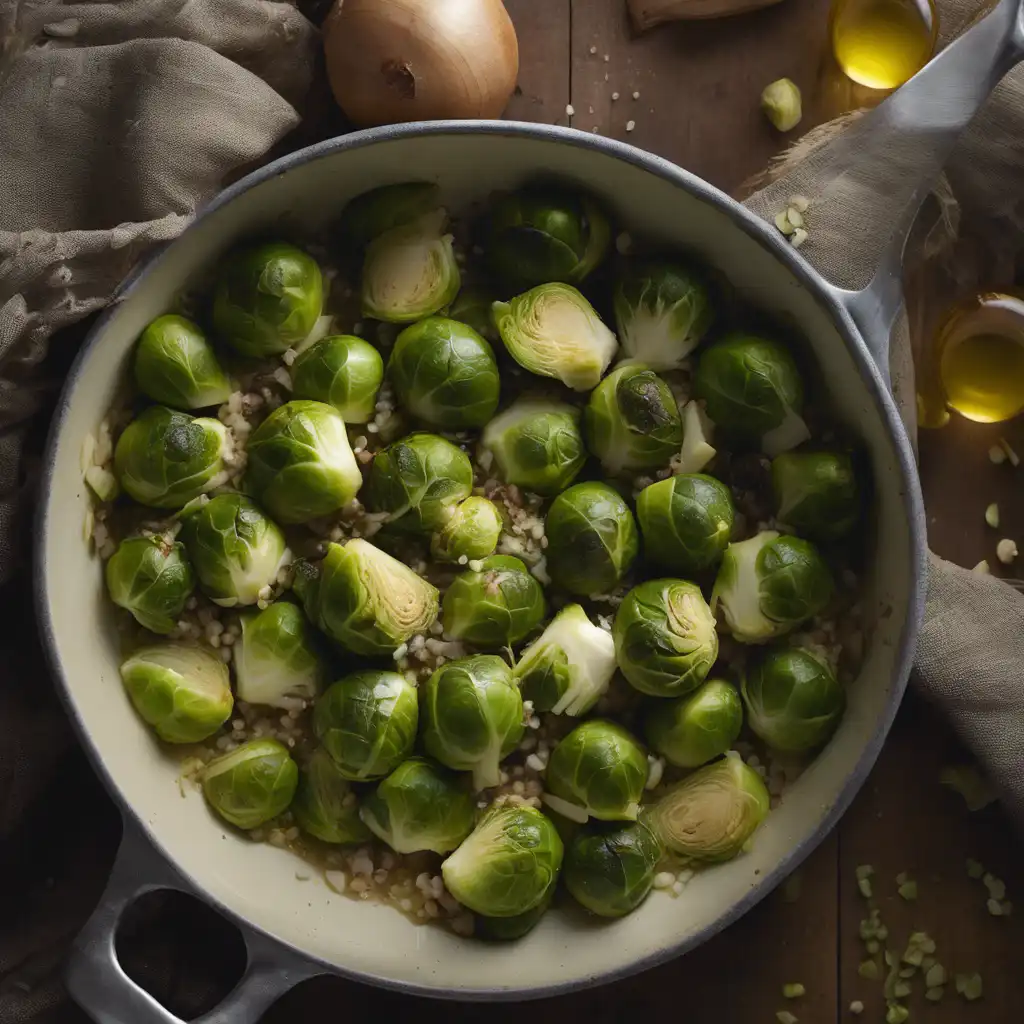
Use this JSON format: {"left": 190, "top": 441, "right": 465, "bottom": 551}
{"left": 628, "top": 0, "right": 787, "bottom": 32}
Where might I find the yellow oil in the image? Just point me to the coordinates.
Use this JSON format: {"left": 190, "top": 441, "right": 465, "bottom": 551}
{"left": 831, "top": 0, "right": 938, "bottom": 90}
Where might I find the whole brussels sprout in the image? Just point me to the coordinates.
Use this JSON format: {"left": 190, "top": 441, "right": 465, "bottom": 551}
{"left": 545, "top": 482, "right": 639, "bottom": 596}
{"left": 448, "top": 286, "right": 500, "bottom": 342}
{"left": 584, "top": 363, "right": 684, "bottom": 475}
{"left": 339, "top": 182, "right": 441, "bottom": 251}
{"left": 643, "top": 751, "right": 769, "bottom": 862}
{"left": 480, "top": 399, "right": 586, "bottom": 497}
{"left": 441, "top": 555, "right": 545, "bottom": 647}
{"left": 771, "top": 450, "right": 861, "bottom": 541}
{"left": 636, "top": 473, "right": 735, "bottom": 574}
{"left": 430, "top": 497, "right": 503, "bottom": 563}
{"left": 313, "top": 670, "right": 419, "bottom": 780}
{"left": 292, "top": 746, "right": 372, "bottom": 845}
{"left": 388, "top": 317, "right": 500, "bottom": 429}
{"left": 493, "top": 283, "right": 618, "bottom": 392}
{"left": 613, "top": 578, "right": 719, "bottom": 697}
{"left": 119, "top": 642, "right": 233, "bottom": 743}
{"left": 420, "top": 655, "right": 524, "bottom": 791}
{"left": 742, "top": 646, "right": 845, "bottom": 753}
{"left": 644, "top": 678, "right": 743, "bottom": 768}
{"left": 105, "top": 535, "right": 194, "bottom": 635}
{"left": 291, "top": 335, "right": 384, "bottom": 424}
{"left": 613, "top": 260, "right": 715, "bottom": 370}
{"left": 545, "top": 720, "right": 648, "bottom": 822}
{"left": 564, "top": 821, "right": 662, "bottom": 918}
{"left": 711, "top": 531, "right": 834, "bottom": 643}
{"left": 133, "top": 314, "right": 232, "bottom": 410}
{"left": 359, "top": 757, "right": 475, "bottom": 855}
{"left": 293, "top": 539, "right": 439, "bottom": 655}
{"left": 114, "top": 406, "right": 230, "bottom": 509}
{"left": 442, "top": 804, "right": 564, "bottom": 917}
{"left": 213, "top": 242, "right": 323, "bottom": 357}
{"left": 245, "top": 400, "right": 362, "bottom": 525}
{"left": 201, "top": 738, "right": 298, "bottom": 830}
{"left": 365, "top": 432, "right": 474, "bottom": 534}
{"left": 513, "top": 604, "right": 616, "bottom": 716}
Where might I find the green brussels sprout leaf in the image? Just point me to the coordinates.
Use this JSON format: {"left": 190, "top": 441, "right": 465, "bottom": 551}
{"left": 644, "top": 678, "right": 744, "bottom": 768}
{"left": 292, "top": 746, "right": 372, "bottom": 844}
{"left": 134, "top": 314, "right": 232, "bottom": 410}
{"left": 564, "top": 821, "right": 662, "bottom": 917}
{"left": 291, "top": 335, "right": 384, "bottom": 424}
{"left": 105, "top": 535, "right": 194, "bottom": 634}
{"left": 441, "top": 555, "right": 545, "bottom": 647}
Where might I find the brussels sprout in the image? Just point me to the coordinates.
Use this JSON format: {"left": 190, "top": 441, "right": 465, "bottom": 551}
{"left": 105, "top": 535, "right": 194, "bottom": 635}
{"left": 201, "top": 738, "right": 298, "bottom": 830}
{"left": 480, "top": 399, "right": 586, "bottom": 497}
{"left": 133, "top": 315, "right": 232, "bottom": 410}
{"left": 477, "top": 884, "right": 555, "bottom": 941}
{"left": 114, "top": 406, "right": 230, "bottom": 509}
{"left": 486, "top": 188, "right": 611, "bottom": 287}
{"left": 584, "top": 364, "right": 684, "bottom": 474}
{"left": 441, "top": 555, "right": 545, "bottom": 647}
{"left": 339, "top": 182, "right": 441, "bottom": 251}
{"left": 644, "top": 678, "right": 743, "bottom": 768}
{"left": 545, "top": 720, "right": 648, "bottom": 822}
{"left": 313, "top": 670, "right": 419, "bottom": 780}
{"left": 388, "top": 317, "right": 501, "bottom": 429}
{"left": 420, "top": 655, "right": 524, "bottom": 791}
{"left": 449, "top": 286, "right": 500, "bottom": 342}
{"left": 643, "top": 751, "right": 769, "bottom": 861}
{"left": 636, "top": 474, "right": 735, "bottom": 574}
{"left": 233, "top": 601, "right": 325, "bottom": 709}
{"left": 290, "top": 335, "right": 384, "bottom": 423}
{"left": 711, "top": 531, "right": 834, "bottom": 643}
{"left": 361, "top": 210, "right": 460, "bottom": 323}
{"left": 213, "top": 242, "right": 323, "bottom": 357}
{"left": 493, "top": 283, "right": 618, "bottom": 392}
{"left": 677, "top": 399, "right": 717, "bottom": 475}
{"left": 545, "top": 482, "right": 639, "bottom": 596}
{"left": 442, "top": 804, "right": 564, "bottom": 917}
{"left": 292, "top": 746, "right": 372, "bottom": 845}
{"left": 771, "top": 451, "right": 861, "bottom": 541}
{"left": 513, "top": 604, "right": 616, "bottom": 716}
{"left": 742, "top": 646, "right": 845, "bottom": 753}
{"left": 430, "top": 497, "right": 503, "bottom": 563}
{"left": 293, "top": 539, "right": 439, "bottom": 655}
{"left": 245, "top": 400, "right": 362, "bottom": 525}
{"left": 613, "top": 260, "right": 715, "bottom": 370}
{"left": 364, "top": 433, "right": 474, "bottom": 533}
{"left": 564, "top": 821, "right": 662, "bottom": 918}
{"left": 613, "top": 578, "right": 719, "bottom": 697}
{"left": 359, "top": 757, "right": 475, "bottom": 855}
{"left": 119, "top": 642, "right": 232, "bottom": 743}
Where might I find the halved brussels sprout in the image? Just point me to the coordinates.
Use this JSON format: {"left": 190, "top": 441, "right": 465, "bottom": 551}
{"left": 742, "top": 646, "right": 845, "bottom": 753}
{"left": 430, "top": 497, "right": 503, "bottom": 563}
{"left": 134, "top": 314, "right": 232, "bottom": 410}
{"left": 545, "top": 482, "right": 639, "bottom": 596}
{"left": 441, "top": 555, "right": 545, "bottom": 647}
{"left": 119, "top": 642, "right": 233, "bottom": 743}
{"left": 213, "top": 242, "right": 323, "bottom": 357}
{"left": 613, "top": 260, "right": 715, "bottom": 370}
{"left": 114, "top": 406, "right": 230, "bottom": 509}
{"left": 584, "top": 363, "right": 684, "bottom": 475}
{"left": 292, "top": 746, "right": 372, "bottom": 845}
{"left": 421, "top": 654, "right": 524, "bottom": 791}
{"left": 313, "top": 670, "right": 419, "bottom": 780}
{"left": 291, "top": 335, "right": 384, "bottom": 424}
{"left": 513, "top": 604, "right": 616, "bottom": 716}
{"left": 201, "top": 738, "right": 298, "bottom": 830}
{"left": 449, "top": 286, "right": 500, "bottom": 342}
{"left": 493, "top": 283, "right": 618, "bottom": 392}
{"left": 388, "top": 317, "right": 500, "bottom": 429}
{"left": 643, "top": 751, "right": 769, "bottom": 861}
{"left": 364, "top": 432, "right": 474, "bottom": 533}
{"left": 294, "top": 539, "right": 439, "bottom": 655}
{"left": 105, "top": 535, "right": 194, "bottom": 635}
{"left": 480, "top": 398, "right": 586, "bottom": 497}
{"left": 339, "top": 182, "right": 441, "bottom": 251}
{"left": 360, "top": 757, "right": 475, "bottom": 855}
{"left": 442, "top": 804, "right": 564, "bottom": 917}
{"left": 613, "top": 578, "right": 719, "bottom": 697}
{"left": 245, "top": 400, "right": 362, "bottom": 525}
{"left": 771, "top": 450, "right": 861, "bottom": 541}
{"left": 636, "top": 473, "right": 735, "bottom": 574}
{"left": 711, "top": 531, "right": 834, "bottom": 643}
{"left": 644, "top": 678, "right": 743, "bottom": 768}
{"left": 564, "top": 821, "right": 662, "bottom": 918}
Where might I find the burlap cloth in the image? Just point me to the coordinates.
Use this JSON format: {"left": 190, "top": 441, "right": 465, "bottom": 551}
{"left": 1, "top": 0, "right": 1022, "bottom": 1019}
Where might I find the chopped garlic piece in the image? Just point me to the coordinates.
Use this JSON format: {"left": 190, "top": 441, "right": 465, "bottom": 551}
{"left": 791, "top": 227, "right": 809, "bottom": 249}
{"left": 972, "top": 559, "right": 991, "bottom": 574}
{"left": 789, "top": 194, "right": 810, "bottom": 213}
{"left": 999, "top": 437, "right": 1020, "bottom": 466}
{"left": 996, "top": 538, "right": 1018, "bottom": 563}
{"left": 985, "top": 503, "right": 1000, "bottom": 528}
{"left": 776, "top": 211, "right": 796, "bottom": 236}
{"left": 988, "top": 444, "right": 1007, "bottom": 464}
{"left": 787, "top": 208, "right": 805, "bottom": 229}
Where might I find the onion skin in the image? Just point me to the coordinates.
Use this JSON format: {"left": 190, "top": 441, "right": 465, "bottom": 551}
{"left": 325, "top": 0, "right": 519, "bottom": 126}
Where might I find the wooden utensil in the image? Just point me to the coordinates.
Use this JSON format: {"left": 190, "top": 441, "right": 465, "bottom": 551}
{"left": 627, "top": 0, "right": 785, "bottom": 30}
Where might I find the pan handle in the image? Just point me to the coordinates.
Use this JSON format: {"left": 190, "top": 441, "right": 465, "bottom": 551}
{"left": 66, "top": 821, "right": 323, "bottom": 1024}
